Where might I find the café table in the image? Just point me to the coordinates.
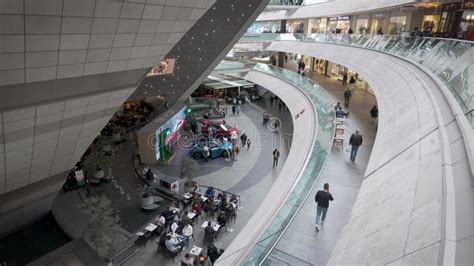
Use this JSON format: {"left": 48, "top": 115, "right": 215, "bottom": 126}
{"left": 170, "top": 207, "right": 180, "bottom": 214}
{"left": 190, "top": 245, "right": 203, "bottom": 256}
{"left": 183, "top": 192, "right": 194, "bottom": 200}
{"left": 187, "top": 211, "right": 197, "bottom": 220}
{"left": 145, "top": 223, "right": 158, "bottom": 232}
{"left": 201, "top": 220, "right": 220, "bottom": 231}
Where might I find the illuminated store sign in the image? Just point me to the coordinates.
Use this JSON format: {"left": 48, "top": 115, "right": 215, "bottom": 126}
{"left": 329, "top": 16, "right": 350, "bottom": 21}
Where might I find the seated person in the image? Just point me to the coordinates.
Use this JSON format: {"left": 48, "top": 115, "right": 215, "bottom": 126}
{"left": 204, "top": 186, "right": 215, "bottom": 199}
{"left": 204, "top": 199, "right": 215, "bottom": 215}
{"left": 142, "top": 166, "right": 149, "bottom": 177}
{"left": 155, "top": 215, "right": 166, "bottom": 226}
{"left": 217, "top": 213, "right": 227, "bottom": 228}
{"left": 165, "top": 235, "right": 181, "bottom": 253}
{"left": 207, "top": 244, "right": 221, "bottom": 264}
{"left": 229, "top": 195, "right": 238, "bottom": 205}
{"left": 218, "top": 199, "right": 227, "bottom": 213}
{"left": 335, "top": 108, "right": 349, "bottom": 118}
{"left": 217, "top": 192, "right": 227, "bottom": 201}
{"left": 145, "top": 168, "right": 154, "bottom": 181}
{"left": 181, "top": 253, "right": 195, "bottom": 266}
{"left": 204, "top": 221, "right": 216, "bottom": 238}
{"left": 171, "top": 220, "right": 184, "bottom": 234}
{"left": 162, "top": 207, "right": 175, "bottom": 225}
{"left": 181, "top": 211, "right": 193, "bottom": 225}
{"left": 334, "top": 102, "right": 342, "bottom": 110}
{"left": 181, "top": 224, "right": 193, "bottom": 246}
{"left": 155, "top": 215, "right": 166, "bottom": 235}
{"left": 225, "top": 204, "right": 236, "bottom": 221}
{"left": 192, "top": 204, "right": 202, "bottom": 217}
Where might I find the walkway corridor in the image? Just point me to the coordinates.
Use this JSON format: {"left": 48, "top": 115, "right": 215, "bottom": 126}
{"left": 267, "top": 68, "right": 377, "bottom": 265}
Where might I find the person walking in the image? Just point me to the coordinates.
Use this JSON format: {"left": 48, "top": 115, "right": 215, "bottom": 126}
{"left": 349, "top": 129, "right": 363, "bottom": 162}
{"left": 349, "top": 75, "right": 356, "bottom": 88}
{"left": 232, "top": 144, "right": 239, "bottom": 161}
{"left": 231, "top": 105, "right": 236, "bottom": 115}
{"left": 85, "top": 179, "right": 91, "bottom": 196}
{"left": 343, "top": 89, "right": 352, "bottom": 108}
{"left": 272, "top": 148, "right": 280, "bottom": 167}
{"left": 274, "top": 120, "right": 280, "bottom": 133}
{"left": 314, "top": 183, "right": 334, "bottom": 231}
{"left": 236, "top": 105, "right": 241, "bottom": 115}
{"left": 203, "top": 145, "right": 209, "bottom": 162}
{"left": 370, "top": 105, "right": 378, "bottom": 126}
{"left": 240, "top": 133, "right": 247, "bottom": 148}
{"left": 247, "top": 139, "right": 251, "bottom": 150}
{"left": 342, "top": 72, "right": 348, "bottom": 86}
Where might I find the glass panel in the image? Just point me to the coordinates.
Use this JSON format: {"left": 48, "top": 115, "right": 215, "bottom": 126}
{"left": 239, "top": 33, "right": 474, "bottom": 127}
{"left": 214, "top": 62, "right": 335, "bottom": 264}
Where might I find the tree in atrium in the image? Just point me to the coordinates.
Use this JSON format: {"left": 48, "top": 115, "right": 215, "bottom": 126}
{"left": 80, "top": 195, "right": 122, "bottom": 259}
{"left": 181, "top": 156, "right": 199, "bottom": 192}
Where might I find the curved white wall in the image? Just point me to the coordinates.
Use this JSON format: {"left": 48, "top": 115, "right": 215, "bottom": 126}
{"left": 215, "top": 69, "right": 319, "bottom": 265}
{"left": 261, "top": 41, "right": 473, "bottom": 264}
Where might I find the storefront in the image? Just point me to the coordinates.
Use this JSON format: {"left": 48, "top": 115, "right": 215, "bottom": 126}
{"left": 388, "top": 15, "right": 407, "bottom": 35}
{"left": 370, "top": 14, "right": 389, "bottom": 34}
{"left": 355, "top": 18, "right": 369, "bottom": 34}
{"left": 327, "top": 16, "right": 351, "bottom": 34}
{"left": 311, "top": 57, "right": 372, "bottom": 94}
{"left": 308, "top": 18, "right": 328, "bottom": 34}
{"left": 288, "top": 19, "right": 306, "bottom": 33}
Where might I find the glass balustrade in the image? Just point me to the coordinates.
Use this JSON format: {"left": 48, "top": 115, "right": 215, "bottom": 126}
{"left": 214, "top": 62, "right": 335, "bottom": 264}
{"left": 240, "top": 33, "right": 474, "bottom": 127}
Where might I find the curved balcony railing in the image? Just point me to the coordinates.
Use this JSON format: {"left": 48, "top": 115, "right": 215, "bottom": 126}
{"left": 240, "top": 33, "right": 474, "bottom": 127}
{"left": 215, "top": 62, "right": 335, "bottom": 264}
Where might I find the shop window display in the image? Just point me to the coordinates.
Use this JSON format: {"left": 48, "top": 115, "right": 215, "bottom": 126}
{"left": 356, "top": 19, "right": 369, "bottom": 34}
{"left": 422, "top": 15, "right": 440, "bottom": 32}
{"left": 388, "top": 16, "right": 406, "bottom": 35}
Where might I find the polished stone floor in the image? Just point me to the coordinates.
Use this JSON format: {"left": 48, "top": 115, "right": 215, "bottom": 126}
{"left": 51, "top": 62, "right": 376, "bottom": 265}
{"left": 122, "top": 100, "right": 293, "bottom": 266}
{"left": 267, "top": 67, "right": 377, "bottom": 265}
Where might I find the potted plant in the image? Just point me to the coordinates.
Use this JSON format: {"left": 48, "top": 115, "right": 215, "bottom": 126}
{"left": 138, "top": 184, "right": 159, "bottom": 210}
{"left": 82, "top": 150, "right": 111, "bottom": 179}
{"left": 141, "top": 190, "right": 154, "bottom": 207}
{"left": 180, "top": 157, "right": 199, "bottom": 193}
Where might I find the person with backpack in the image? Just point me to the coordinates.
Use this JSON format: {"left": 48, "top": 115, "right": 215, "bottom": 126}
{"left": 207, "top": 244, "right": 222, "bottom": 264}
{"left": 314, "top": 183, "right": 334, "bottom": 231}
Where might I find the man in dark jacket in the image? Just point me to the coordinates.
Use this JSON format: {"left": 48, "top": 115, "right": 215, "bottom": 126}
{"left": 315, "top": 183, "right": 334, "bottom": 231}
{"left": 343, "top": 89, "right": 352, "bottom": 108}
{"left": 240, "top": 133, "right": 247, "bottom": 147}
{"left": 349, "top": 129, "right": 363, "bottom": 161}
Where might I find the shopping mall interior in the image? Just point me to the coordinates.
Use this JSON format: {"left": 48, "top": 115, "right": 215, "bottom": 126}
{"left": 0, "top": 0, "right": 472, "bottom": 265}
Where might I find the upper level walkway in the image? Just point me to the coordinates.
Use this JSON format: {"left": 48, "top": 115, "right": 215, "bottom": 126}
{"left": 257, "top": 0, "right": 417, "bottom": 21}
{"left": 218, "top": 34, "right": 474, "bottom": 264}
{"left": 265, "top": 64, "right": 377, "bottom": 265}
